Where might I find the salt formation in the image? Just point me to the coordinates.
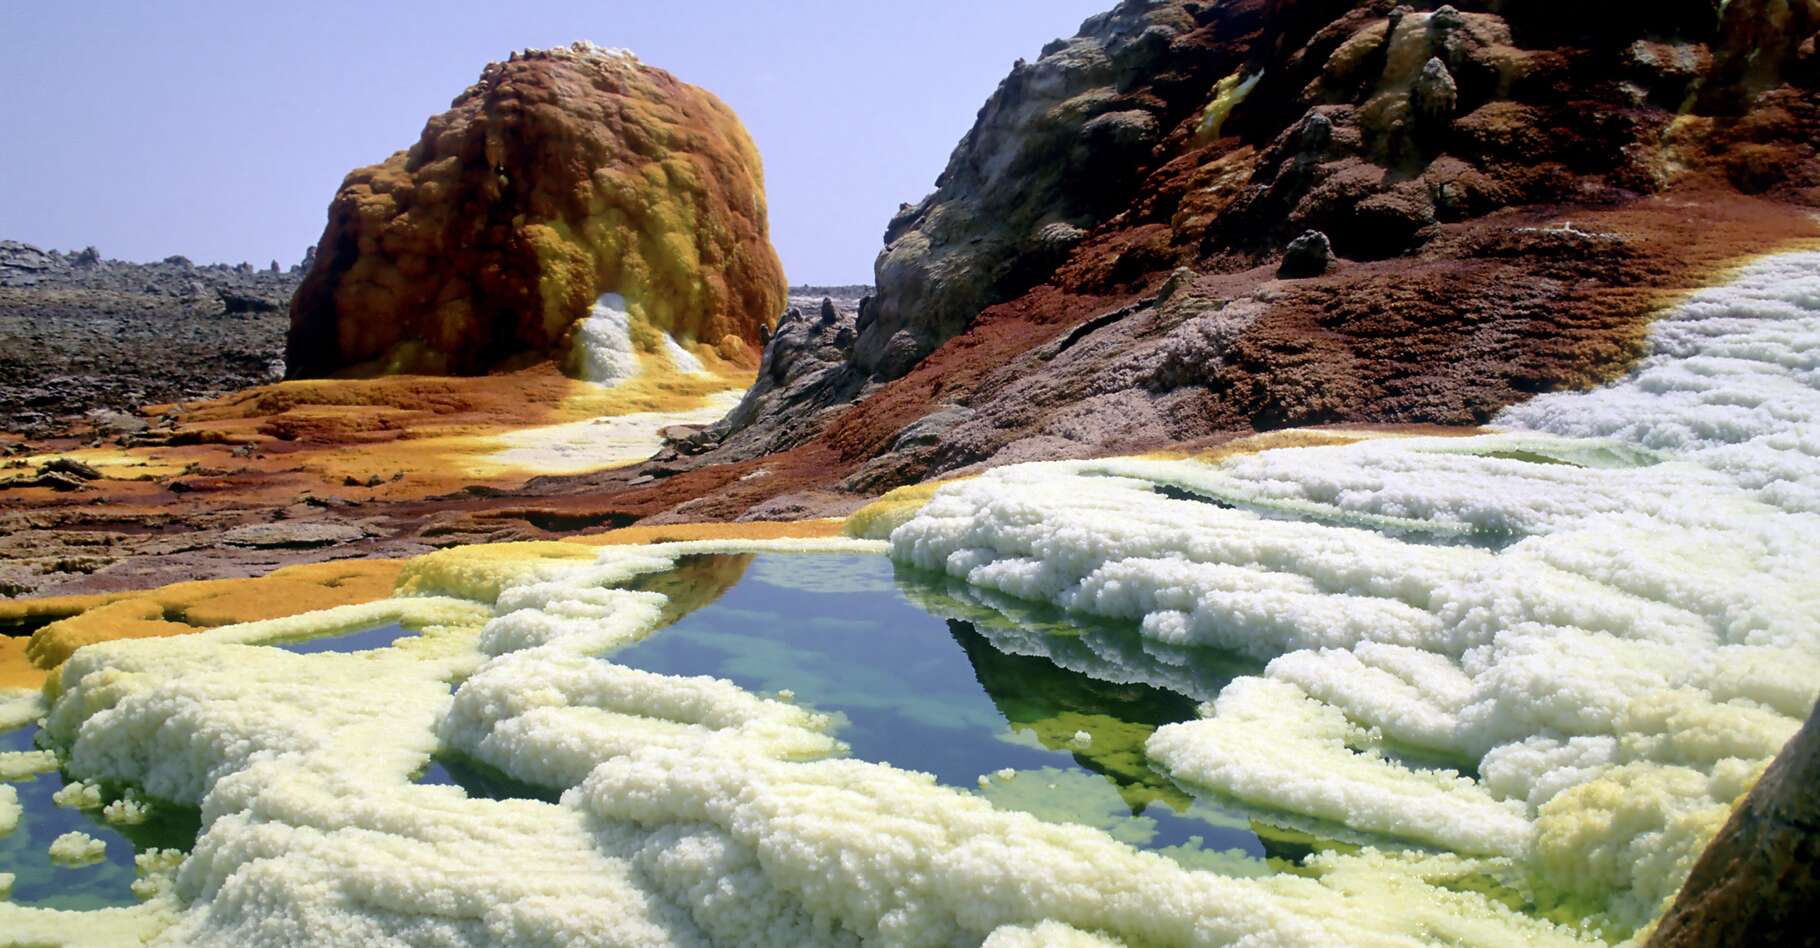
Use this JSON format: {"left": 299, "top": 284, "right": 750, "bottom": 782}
{"left": 47, "top": 831, "right": 107, "bottom": 867}
{"left": 892, "top": 250, "right": 1820, "bottom": 935}
{"left": 573, "top": 293, "right": 641, "bottom": 385}
{"left": 9, "top": 536, "right": 1579, "bottom": 946}
{"left": 484, "top": 389, "right": 744, "bottom": 476}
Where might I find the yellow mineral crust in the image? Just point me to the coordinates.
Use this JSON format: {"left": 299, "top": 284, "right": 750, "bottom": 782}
{"left": 4, "top": 561, "right": 405, "bottom": 676}
{"left": 285, "top": 42, "right": 787, "bottom": 380}
{"left": 0, "top": 637, "right": 39, "bottom": 690}
{"left": 843, "top": 480, "right": 971, "bottom": 540}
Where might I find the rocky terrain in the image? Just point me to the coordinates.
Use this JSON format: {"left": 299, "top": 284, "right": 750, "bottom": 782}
{"left": 578, "top": 0, "right": 1820, "bottom": 521}
{"left": 0, "top": 241, "right": 301, "bottom": 439}
{"left": 0, "top": 280, "right": 862, "bottom": 601}
{"left": 8, "top": 0, "right": 1819, "bottom": 589}
{"left": 286, "top": 41, "right": 785, "bottom": 379}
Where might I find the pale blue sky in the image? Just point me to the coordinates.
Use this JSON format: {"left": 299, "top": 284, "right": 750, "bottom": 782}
{"left": 0, "top": 1, "right": 1108, "bottom": 283}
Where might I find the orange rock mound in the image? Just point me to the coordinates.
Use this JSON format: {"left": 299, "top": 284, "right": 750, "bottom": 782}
{"left": 286, "top": 41, "right": 786, "bottom": 379}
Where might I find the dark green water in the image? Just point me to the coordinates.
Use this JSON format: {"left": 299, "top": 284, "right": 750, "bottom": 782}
{"left": 607, "top": 553, "right": 1279, "bottom": 870}
{"left": 418, "top": 753, "right": 562, "bottom": 804}
{"left": 0, "top": 725, "right": 200, "bottom": 910}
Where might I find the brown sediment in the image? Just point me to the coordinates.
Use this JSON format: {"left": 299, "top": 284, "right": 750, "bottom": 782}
{"left": 572, "top": 519, "right": 847, "bottom": 547}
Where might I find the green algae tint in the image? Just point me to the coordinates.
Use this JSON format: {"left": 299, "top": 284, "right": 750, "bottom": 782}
{"left": 612, "top": 553, "right": 1287, "bottom": 872}
{"left": 0, "top": 725, "right": 200, "bottom": 910}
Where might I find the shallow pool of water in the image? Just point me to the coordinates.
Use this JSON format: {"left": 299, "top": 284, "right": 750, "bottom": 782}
{"left": 1, "top": 725, "right": 200, "bottom": 910}
{"left": 268, "top": 621, "right": 415, "bottom": 654}
{"left": 608, "top": 553, "right": 1287, "bottom": 870}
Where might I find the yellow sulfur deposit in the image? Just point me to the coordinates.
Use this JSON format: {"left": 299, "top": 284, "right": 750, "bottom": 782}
{"left": 6, "top": 560, "right": 405, "bottom": 676}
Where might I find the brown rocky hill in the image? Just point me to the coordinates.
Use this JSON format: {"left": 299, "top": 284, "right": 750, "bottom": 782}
{"left": 582, "top": 0, "right": 1819, "bottom": 522}
{"left": 286, "top": 41, "right": 786, "bottom": 379}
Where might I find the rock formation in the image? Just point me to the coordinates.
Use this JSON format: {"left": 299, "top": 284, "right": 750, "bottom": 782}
{"left": 639, "top": 0, "right": 1820, "bottom": 518}
{"left": 285, "top": 42, "right": 786, "bottom": 379}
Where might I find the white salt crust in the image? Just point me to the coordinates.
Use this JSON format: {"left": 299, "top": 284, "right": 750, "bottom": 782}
{"left": 574, "top": 292, "right": 641, "bottom": 386}
{"left": 487, "top": 389, "right": 744, "bottom": 476}
{"left": 891, "top": 251, "right": 1820, "bottom": 935}
{"left": 11, "top": 536, "right": 1575, "bottom": 946}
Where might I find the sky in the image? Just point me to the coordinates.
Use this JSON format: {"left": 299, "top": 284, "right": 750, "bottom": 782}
{"left": 0, "top": 1, "right": 1110, "bottom": 285}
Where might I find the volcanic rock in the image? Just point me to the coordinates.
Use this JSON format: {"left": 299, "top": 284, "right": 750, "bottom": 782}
{"left": 1277, "top": 230, "right": 1335, "bottom": 279}
{"left": 0, "top": 241, "right": 299, "bottom": 436}
{"left": 37, "top": 458, "right": 101, "bottom": 481}
{"left": 1648, "top": 699, "right": 1820, "bottom": 947}
{"left": 850, "top": 2, "right": 1185, "bottom": 382}
{"left": 1412, "top": 57, "right": 1458, "bottom": 120}
{"left": 636, "top": 0, "right": 1820, "bottom": 520}
{"left": 285, "top": 42, "right": 786, "bottom": 379}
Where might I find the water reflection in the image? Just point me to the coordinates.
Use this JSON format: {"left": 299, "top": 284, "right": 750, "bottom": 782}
{"left": 605, "top": 553, "right": 1287, "bottom": 870}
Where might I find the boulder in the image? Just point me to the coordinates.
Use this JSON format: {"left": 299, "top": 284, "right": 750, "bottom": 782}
{"left": 285, "top": 42, "right": 786, "bottom": 380}
{"left": 1278, "top": 231, "right": 1335, "bottom": 279}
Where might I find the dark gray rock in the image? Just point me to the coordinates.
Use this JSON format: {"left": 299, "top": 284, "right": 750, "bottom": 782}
{"left": 1414, "top": 57, "right": 1460, "bottom": 119}
{"left": 695, "top": 294, "right": 873, "bottom": 461}
{"left": 1278, "top": 230, "right": 1336, "bottom": 278}
{"left": 220, "top": 522, "right": 368, "bottom": 549}
{"left": 38, "top": 457, "right": 102, "bottom": 480}
{"left": 0, "top": 240, "right": 301, "bottom": 436}
{"left": 853, "top": 1, "right": 1195, "bottom": 383}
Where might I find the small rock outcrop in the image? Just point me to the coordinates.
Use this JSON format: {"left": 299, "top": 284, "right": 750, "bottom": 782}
{"left": 1412, "top": 57, "right": 1458, "bottom": 119}
{"left": 285, "top": 42, "right": 786, "bottom": 379}
{"left": 693, "top": 290, "right": 870, "bottom": 460}
{"left": 1277, "top": 230, "right": 1334, "bottom": 279}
